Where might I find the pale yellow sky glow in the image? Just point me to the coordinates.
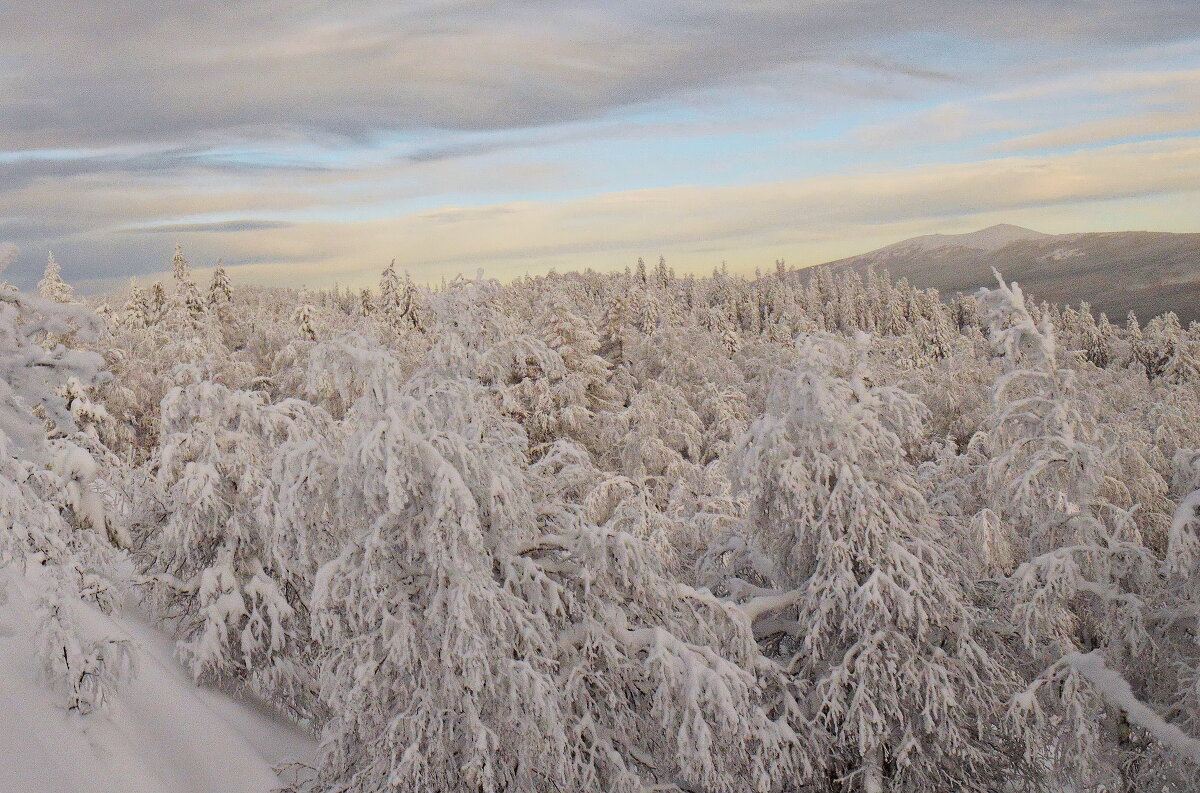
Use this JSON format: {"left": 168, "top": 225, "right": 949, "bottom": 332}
{"left": 73, "top": 136, "right": 1200, "bottom": 293}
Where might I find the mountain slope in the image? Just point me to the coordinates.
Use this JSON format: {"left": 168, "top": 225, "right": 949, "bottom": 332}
{"left": 818, "top": 225, "right": 1200, "bottom": 323}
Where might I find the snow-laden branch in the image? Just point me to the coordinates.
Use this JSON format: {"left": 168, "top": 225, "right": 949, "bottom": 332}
{"left": 1065, "top": 651, "right": 1200, "bottom": 766}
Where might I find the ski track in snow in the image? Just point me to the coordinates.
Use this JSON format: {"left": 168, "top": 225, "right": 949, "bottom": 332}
{"left": 0, "top": 569, "right": 315, "bottom": 793}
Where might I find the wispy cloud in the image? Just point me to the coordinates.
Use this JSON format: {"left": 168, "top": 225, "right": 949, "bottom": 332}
{"left": 58, "top": 136, "right": 1200, "bottom": 293}
{"left": 995, "top": 110, "right": 1200, "bottom": 152}
{"left": 0, "top": 243, "right": 18, "bottom": 274}
{"left": 7, "top": 1, "right": 1198, "bottom": 148}
{"left": 121, "top": 220, "right": 296, "bottom": 234}
{"left": 851, "top": 104, "right": 1033, "bottom": 147}
{"left": 2, "top": 1, "right": 1198, "bottom": 288}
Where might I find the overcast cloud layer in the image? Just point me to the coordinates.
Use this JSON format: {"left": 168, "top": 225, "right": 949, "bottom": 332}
{"left": 2, "top": 1, "right": 1199, "bottom": 290}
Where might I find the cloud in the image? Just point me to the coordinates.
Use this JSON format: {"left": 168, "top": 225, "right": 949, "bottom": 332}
{"left": 4, "top": 1, "right": 1199, "bottom": 291}
{"left": 995, "top": 109, "right": 1200, "bottom": 152}
{"left": 0, "top": 243, "right": 17, "bottom": 274}
{"left": 372, "top": 138, "right": 1200, "bottom": 268}
{"left": 838, "top": 63, "right": 1200, "bottom": 157}
{"left": 55, "top": 135, "right": 1200, "bottom": 294}
{"left": 404, "top": 125, "right": 609, "bottom": 164}
{"left": 5, "top": 1, "right": 1200, "bottom": 149}
{"left": 122, "top": 220, "right": 296, "bottom": 234}
{"left": 851, "top": 103, "right": 1032, "bottom": 147}
{"left": 982, "top": 68, "right": 1200, "bottom": 152}
{"left": 0, "top": 147, "right": 335, "bottom": 193}
{"left": 991, "top": 65, "right": 1200, "bottom": 103}
{"left": 0, "top": 148, "right": 573, "bottom": 264}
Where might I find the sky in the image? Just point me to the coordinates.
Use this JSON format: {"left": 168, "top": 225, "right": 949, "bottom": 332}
{"left": 2, "top": 1, "right": 1200, "bottom": 292}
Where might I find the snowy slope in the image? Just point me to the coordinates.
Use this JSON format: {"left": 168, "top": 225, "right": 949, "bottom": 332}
{"left": 0, "top": 568, "right": 315, "bottom": 793}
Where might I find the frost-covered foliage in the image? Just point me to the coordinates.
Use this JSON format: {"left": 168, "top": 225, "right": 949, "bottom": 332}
{"left": 38, "top": 251, "right": 75, "bottom": 304}
{"left": 309, "top": 347, "right": 806, "bottom": 792}
{"left": 974, "top": 273, "right": 1185, "bottom": 789}
{"left": 0, "top": 285, "right": 130, "bottom": 713}
{"left": 208, "top": 259, "right": 232, "bottom": 308}
{"left": 140, "top": 377, "right": 331, "bottom": 716}
{"left": 716, "top": 333, "right": 1015, "bottom": 792}
{"left": 24, "top": 244, "right": 1200, "bottom": 791}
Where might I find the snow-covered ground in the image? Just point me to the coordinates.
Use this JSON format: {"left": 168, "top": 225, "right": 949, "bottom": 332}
{"left": 0, "top": 568, "right": 315, "bottom": 793}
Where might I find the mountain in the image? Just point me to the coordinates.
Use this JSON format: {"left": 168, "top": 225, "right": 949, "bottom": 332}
{"left": 817, "top": 224, "right": 1200, "bottom": 323}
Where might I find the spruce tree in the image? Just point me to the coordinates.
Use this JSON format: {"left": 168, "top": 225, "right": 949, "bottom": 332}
{"left": 38, "top": 251, "right": 74, "bottom": 303}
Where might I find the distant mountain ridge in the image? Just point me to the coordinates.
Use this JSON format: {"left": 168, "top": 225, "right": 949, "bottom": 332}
{"left": 817, "top": 225, "right": 1200, "bottom": 323}
{"left": 874, "top": 223, "right": 1051, "bottom": 255}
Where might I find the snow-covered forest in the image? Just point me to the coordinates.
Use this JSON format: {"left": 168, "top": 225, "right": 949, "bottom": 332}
{"left": 8, "top": 246, "right": 1200, "bottom": 792}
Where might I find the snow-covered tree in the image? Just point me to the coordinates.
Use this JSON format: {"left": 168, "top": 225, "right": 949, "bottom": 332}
{"left": 38, "top": 251, "right": 74, "bottom": 303}
{"left": 310, "top": 351, "right": 810, "bottom": 793}
{"left": 376, "top": 261, "right": 422, "bottom": 331}
{"left": 720, "top": 332, "right": 1014, "bottom": 792}
{"left": 37, "top": 251, "right": 1200, "bottom": 790}
{"left": 378, "top": 259, "right": 400, "bottom": 307}
{"left": 0, "top": 287, "right": 130, "bottom": 713}
{"left": 141, "top": 378, "right": 327, "bottom": 710}
{"left": 171, "top": 243, "right": 190, "bottom": 282}
{"left": 504, "top": 293, "right": 614, "bottom": 448}
{"left": 167, "top": 244, "right": 205, "bottom": 321}
{"left": 148, "top": 281, "right": 168, "bottom": 322}
{"left": 122, "top": 283, "right": 150, "bottom": 329}
{"left": 976, "top": 274, "right": 1175, "bottom": 787}
{"left": 293, "top": 296, "right": 317, "bottom": 341}
{"left": 208, "top": 259, "right": 232, "bottom": 307}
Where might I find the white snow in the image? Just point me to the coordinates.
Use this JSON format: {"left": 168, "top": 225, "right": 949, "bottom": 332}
{"left": 1039, "top": 247, "right": 1086, "bottom": 262}
{"left": 0, "top": 567, "right": 315, "bottom": 793}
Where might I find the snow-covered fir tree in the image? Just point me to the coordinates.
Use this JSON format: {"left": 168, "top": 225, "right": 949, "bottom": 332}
{"left": 292, "top": 294, "right": 317, "bottom": 341}
{"left": 208, "top": 259, "right": 233, "bottom": 307}
{"left": 38, "top": 251, "right": 74, "bottom": 303}
{"left": 171, "top": 243, "right": 190, "bottom": 282}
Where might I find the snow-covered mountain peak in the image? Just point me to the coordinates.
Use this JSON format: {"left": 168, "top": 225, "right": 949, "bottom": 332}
{"left": 884, "top": 223, "right": 1051, "bottom": 255}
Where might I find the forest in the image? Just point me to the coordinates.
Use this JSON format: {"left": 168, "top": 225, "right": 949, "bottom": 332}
{"left": 6, "top": 247, "right": 1200, "bottom": 792}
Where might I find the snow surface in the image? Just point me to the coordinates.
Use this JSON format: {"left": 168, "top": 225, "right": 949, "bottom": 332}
{"left": 0, "top": 568, "right": 315, "bottom": 793}
{"left": 1039, "top": 247, "right": 1086, "bottom": 262}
